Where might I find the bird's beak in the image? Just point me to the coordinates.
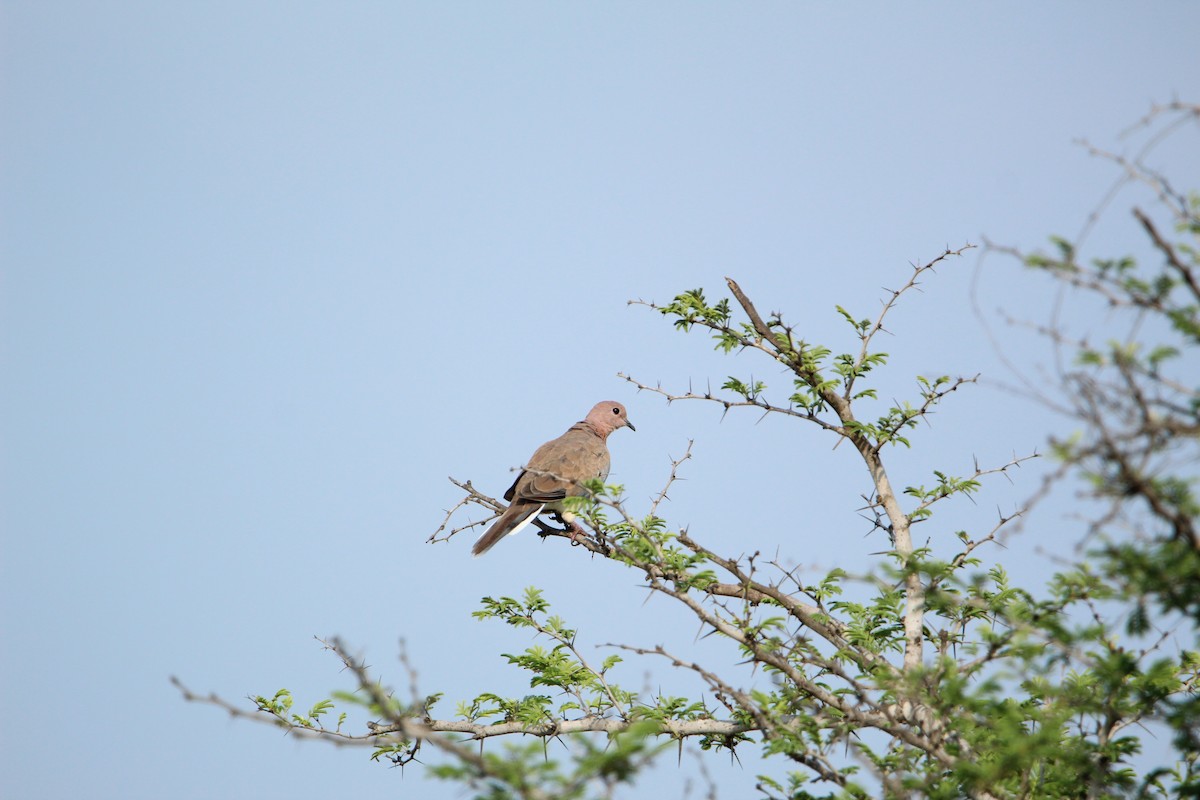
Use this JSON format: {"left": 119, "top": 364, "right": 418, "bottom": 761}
{"left": 626, "top": 420, "right": 636, "bottom": 432}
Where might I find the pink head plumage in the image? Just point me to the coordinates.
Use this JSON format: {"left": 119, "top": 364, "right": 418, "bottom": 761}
{"left": 583, "top": 401, "right": 635, "bottom": 438}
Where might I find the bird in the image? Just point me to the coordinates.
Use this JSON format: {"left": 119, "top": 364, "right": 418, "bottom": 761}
{"left": 472, "top": 401, "right": 635, "bottom": 556}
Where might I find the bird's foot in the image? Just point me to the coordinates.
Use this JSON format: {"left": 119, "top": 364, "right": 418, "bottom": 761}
{"left": 551, "top": 512, "right": 590, "bottom": 546}
{"left": 564, "top": 519, "right": 589, "bottom": 546}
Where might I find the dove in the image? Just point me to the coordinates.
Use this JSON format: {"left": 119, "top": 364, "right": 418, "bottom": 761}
{"left": 472, "top": 401, "right": 635, "bottom": 556}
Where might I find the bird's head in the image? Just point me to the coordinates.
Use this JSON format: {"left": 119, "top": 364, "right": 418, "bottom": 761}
{"left": 586, "top": 401, "right": 635, "bottom": 437}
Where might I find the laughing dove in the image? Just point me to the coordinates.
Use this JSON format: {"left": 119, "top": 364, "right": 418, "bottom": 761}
{"left": 472, "top": 401, "right": 635, "bottom": 557}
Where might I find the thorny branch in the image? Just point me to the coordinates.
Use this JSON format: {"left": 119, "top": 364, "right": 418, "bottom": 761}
{"left": 610, "top": 642, "right": 856, "bottom": 789}
{"left": 723, "top": 267, "right": 941, "bottom": 671}
{"left": 846, "top": 246, "right": 978, "bottom": 399}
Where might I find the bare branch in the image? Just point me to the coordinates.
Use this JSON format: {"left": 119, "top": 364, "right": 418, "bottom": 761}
{"left": 847, "top": 245, "right": 978, "bottom": 398}
{"left": 1134, "top": 206, "right": 1200, "bottom": 303}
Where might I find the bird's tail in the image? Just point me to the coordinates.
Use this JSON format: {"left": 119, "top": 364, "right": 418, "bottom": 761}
{"left": 471, "top": 502, "right": 544, "bottom": 557}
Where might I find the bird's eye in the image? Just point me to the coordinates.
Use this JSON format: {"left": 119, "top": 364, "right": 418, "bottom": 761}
{"left": 612, "top": 407, "right": 620, "bottom": 415}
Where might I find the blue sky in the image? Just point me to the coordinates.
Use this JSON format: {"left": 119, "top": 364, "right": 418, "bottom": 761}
{"left": 3, "top": 3, "right": 1198, "bottom": 798}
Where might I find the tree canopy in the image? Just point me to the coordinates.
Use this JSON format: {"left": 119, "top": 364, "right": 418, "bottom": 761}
{"left": 179, "top": 102, "right": 1200, "bottom": 800}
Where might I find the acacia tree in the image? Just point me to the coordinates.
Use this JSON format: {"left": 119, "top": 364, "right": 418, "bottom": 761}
{"left": 178, "top": 103, "right": 1200, "bottom": 799}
